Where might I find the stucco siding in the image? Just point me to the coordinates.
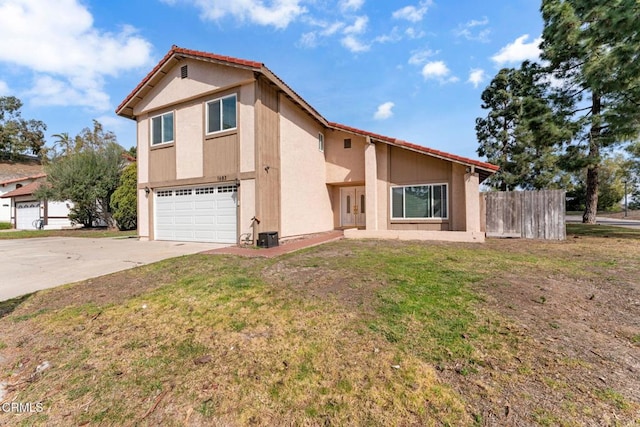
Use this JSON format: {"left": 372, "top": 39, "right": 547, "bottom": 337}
{"left": 325, "top": 131, "right": 366, "bottom": 184}
{"left": 175, "top": 102, "right": 204, "bottom": 179}
{"left": 239, "top": 178, "right": 256, "bottom": 242}
{"left": 134, "top": 59, "right": 254, "bottom": 116}
{"left": 239, "top": 84, "right": 255, "bottom": 173}
{"left": 279, "top": 96, "right": 333, "bottom": 237}
{"left": 137, "top": 115, "right": 150, "bottom": 184}
{"left": 138, "top": 189, "right": 150, "bottom": 239}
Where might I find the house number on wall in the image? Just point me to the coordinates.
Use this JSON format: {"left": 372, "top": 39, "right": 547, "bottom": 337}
{"left": 217, "top": 175, "right": 227, "bottom": 181}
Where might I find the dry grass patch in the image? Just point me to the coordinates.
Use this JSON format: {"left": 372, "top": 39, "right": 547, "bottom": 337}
{"left": 1, "top": 229, "right": 639, "bottom": 425}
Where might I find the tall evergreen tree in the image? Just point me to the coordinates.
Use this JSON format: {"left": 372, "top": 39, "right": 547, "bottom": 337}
{"left": 476, "top": 62, "right": 569, "bottom": 190}
{"left": 541, "top": 0, "right": 640, "bottom": 223}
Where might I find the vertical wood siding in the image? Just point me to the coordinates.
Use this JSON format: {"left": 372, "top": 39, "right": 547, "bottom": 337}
{"left": 254, "top": 78, "right": 281, "bottom": 234}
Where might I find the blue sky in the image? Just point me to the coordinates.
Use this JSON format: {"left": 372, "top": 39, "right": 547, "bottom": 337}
{"left": 0, "top": 0, "right": 543, "bottom": 160}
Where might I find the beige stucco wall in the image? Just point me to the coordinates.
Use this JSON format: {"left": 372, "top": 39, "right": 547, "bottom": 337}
{"left": 279, "top": 96, "right": 333, "bottom": 237}
{"left": 175, "top": 101, "right": 204, "bottom": 179}
{"left": 137, "top": 115, "right": 150, "bottom": 184}
{"left": 239, "top": 84, "right": 255, "bottom": 173}
{"left": 239, "top": 178, "right": 256, "bottom": 242}
{"left": 138, "top": 189, "right": 150, "bottom": 239}
{"left": 325, "top": 131, "right": 366, "bottom": 184}
{"left": 134, "top": 59, "right": 254, "bottom": 116}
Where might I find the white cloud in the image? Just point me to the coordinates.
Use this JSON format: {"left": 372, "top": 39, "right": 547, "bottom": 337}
{"left": 408, "top": 48, "right": 437, "bottom": 65}
{"left": 341, "top": 35, "right": 370, "bottom": 52}
{"left": 374, "top": 27, "right": 401, "bottom": 44}
{"left": 322, "top": 21, "right": 345, "bottom": 36}
{"left": 374, "top": 102, "right": 395, "bottom": 120}
{"left": 0, "top": 0, "right": 152, "bottom": 111}
{"left": 298, "top": 32, "right": 318, "bottom": 48}
{"left": 339, "top": 0, "right": 364, "bottom": 12}
{"left": 492, "top": 34, "right": 542, "bottom": 65}
{"left": 454, "top": 17, "right": 490, "bottom": 43}
{"left": 405, "top": 27, "right": 426, "bottom": 39}
{"left": 344, "top": 15, "right": 368, "bottom": 35}
{"left": 421, "top": 61, "right": 459, "bottom": 84}
{"left": 392, "top": 1, "right": 432, "bottom": 23}
{"left": 172, "top": 0, "right": 306, "bottom": 29}
{"left": 0, "top": 80, "right": 9, "bottom": 96}
{"left": 467, "top": 68, "right": 486, "bottom": 88}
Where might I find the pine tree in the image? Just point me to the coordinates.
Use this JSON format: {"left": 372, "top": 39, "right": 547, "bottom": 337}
{"left": 476, "top": 62, "right": 569, "bottom": 190}
{"left": 541, "top": 0, "right": 640, "bottom": 223}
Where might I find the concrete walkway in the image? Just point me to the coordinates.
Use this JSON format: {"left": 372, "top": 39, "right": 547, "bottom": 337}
{"left": 0, "top": 237, "right": 228, "bottom": 301}
{"left": 566, "top": 215, "right": 640, "bottom": 230}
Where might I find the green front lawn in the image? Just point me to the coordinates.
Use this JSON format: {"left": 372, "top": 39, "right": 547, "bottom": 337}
{"left": 1, "top": 234, "right": 638, "bottom": 426}
{"left": 0, "top": 228, "right": 137, "bottom": 239}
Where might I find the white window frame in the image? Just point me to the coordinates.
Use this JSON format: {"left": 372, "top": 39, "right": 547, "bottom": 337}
{"left": 206, "top": 94, "right": 237, "bottom": 135}
{"left": 390, "top": 183, "right": 449, "bottom": 220}
{"left": 318, "top": 132, "right": 324, "bottom": 152}
{"left": 150, "top": 111, "right": 174, "bottom": 146}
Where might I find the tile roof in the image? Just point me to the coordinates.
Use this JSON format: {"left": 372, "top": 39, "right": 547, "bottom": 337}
{"left": 117, "top": 46, "right": 498, "bottom": 176}
{"left": 0, "top": 173, "right": 46, "bottom": 187}
{"left": 328, "top": 122, "right": 499, "bottom": 173}
{"left": 0, "top": 180, "right": 42, "bottom": 198}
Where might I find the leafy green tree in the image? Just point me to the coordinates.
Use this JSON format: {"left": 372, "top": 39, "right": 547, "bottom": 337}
{"left": 541, "top": 0, "right": 640, "bottom": 222}
{"left": 566, "top": 154, "right": 630, "bottom": 211}
{"left": 476, "top": 62, "right": 570, "bottom": 191}
{"left": 37, "top": 121, "right": 125, "bottom": 227}
{"left": 0, "top": 96, "right": 47, "bottom": 160}
{"left": 110, "top": 162, "right": 137, "bottom": 230}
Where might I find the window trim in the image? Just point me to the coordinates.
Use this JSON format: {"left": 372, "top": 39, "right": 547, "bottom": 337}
{"left": 150, "top": 111, "right": 175, "bottom": 146}
{"left": 205, "top": 93, "right": 237, "bottom": 135}
{"left": 390, "top": 183, "right": 449, "bottom": 220}
{"left": 318, "top": 132, "right": 324, "bottom": 152}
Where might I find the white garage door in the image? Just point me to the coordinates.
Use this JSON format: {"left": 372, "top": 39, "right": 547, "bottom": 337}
{"left": 16, "top": 201, "right": 41, "bottom": 230}
{"left": 154, "top": 185, "right": 237, "bottom": 243}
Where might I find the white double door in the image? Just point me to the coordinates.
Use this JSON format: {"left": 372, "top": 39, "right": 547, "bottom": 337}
{"left": 340, "top": 186, "right": 365, "bottom": 227}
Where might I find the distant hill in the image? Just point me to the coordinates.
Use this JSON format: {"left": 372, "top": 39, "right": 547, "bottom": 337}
{"left": 0, "top": 157, "right": 44, "bottom": 182}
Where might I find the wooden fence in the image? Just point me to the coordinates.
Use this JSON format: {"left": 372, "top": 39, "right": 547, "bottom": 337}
{"left": 482, "top": 190, "right": 566, "bottom": 240}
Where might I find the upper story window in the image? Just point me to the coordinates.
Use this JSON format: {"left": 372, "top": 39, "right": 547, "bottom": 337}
{"left": 391, "top": 183, "right": 448, "bottom": 220}
{"left": 318, "top": 133, "right": 324, "bottom": 152}
{"left": 151, "top": 112, "right": 174, "bottom": 145}
{"left": 206, "top": 94, "right": 237, "bottom": 134}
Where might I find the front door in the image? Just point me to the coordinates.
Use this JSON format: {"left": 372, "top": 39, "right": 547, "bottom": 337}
{"left": 340, "top": 187, "right": 366, "bottom": 227}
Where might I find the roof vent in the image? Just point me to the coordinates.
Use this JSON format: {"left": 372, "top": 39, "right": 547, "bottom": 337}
{"left": 181, "top": 65, "right": 188, "bottom": 79}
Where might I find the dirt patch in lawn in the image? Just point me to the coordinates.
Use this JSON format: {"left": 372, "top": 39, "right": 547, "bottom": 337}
{"left": 1, "top": 231, "right": 639, "bottom": 425}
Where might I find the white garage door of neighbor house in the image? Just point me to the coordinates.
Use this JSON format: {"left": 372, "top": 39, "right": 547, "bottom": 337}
{"left": 16, "top": 201, "right": 41, "bottom": 230}
{"left": 154, "top": 185, "right": 238, "bottom": 243}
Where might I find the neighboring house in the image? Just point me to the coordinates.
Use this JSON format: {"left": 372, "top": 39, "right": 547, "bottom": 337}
{"left": 0, "top": 173, "right": 46, "bottom": 224}
{"left": 116, "top": 46, "right": 499, "bottom": 244}
{"left": 0, "top": 177, "right": 74, "bottom": 230}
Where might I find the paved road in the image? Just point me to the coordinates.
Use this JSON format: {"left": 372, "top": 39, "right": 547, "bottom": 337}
{"left": 566, "top": 215, "right": 640, "bottom": 229}
{"left": 0, "top": 237, "right": 228, "bottom": 301}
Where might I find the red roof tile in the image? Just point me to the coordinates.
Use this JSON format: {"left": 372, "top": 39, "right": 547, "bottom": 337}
{"left": 116, "top": 46, "right": 499, "bottom": 175}
{"left": 116, "top": 46, "right": 263, "bottom": 115}
{"left": 0, "top": 173, "right": 46, "bottom": 187}
{"left": 0, "top": 180, "right": 43, "bottom": 198}
{"left": 328, "top": 122, "right": 499, "bottom": 172}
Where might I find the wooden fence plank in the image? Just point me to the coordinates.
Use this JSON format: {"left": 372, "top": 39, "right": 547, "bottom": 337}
{"left": 484, "top": 190, "right": 565, "bottom": 240}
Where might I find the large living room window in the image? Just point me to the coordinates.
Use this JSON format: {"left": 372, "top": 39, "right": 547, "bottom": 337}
{"left": 391, "top": 184, "right": 448, "bottom": 219}
{"left": 206, "top": 94, "right": 237, "bottom": 134}
{"left": 151, "top": 112, "right": 174, "bottom": 145}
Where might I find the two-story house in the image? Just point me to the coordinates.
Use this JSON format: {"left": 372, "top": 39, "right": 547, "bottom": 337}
{"left": 116, "top": 46, "right": 498, "bottom": 244}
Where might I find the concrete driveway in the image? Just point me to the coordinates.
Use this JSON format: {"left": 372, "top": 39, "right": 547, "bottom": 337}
{"left": 0, "top": 237, "right": 229, "bottom": 301}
